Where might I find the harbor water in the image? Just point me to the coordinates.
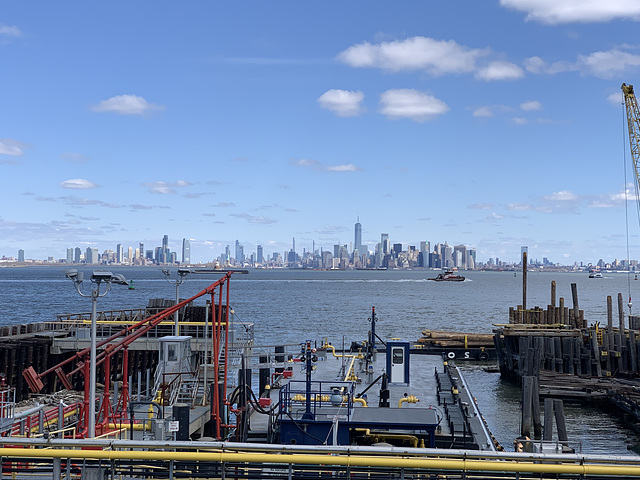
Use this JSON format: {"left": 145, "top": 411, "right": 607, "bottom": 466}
{"left": 0, "top": 266, "right": 639, "bottom": 454}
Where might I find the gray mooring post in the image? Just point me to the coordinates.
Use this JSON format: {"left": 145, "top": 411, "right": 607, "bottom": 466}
{"left": 543, "top": 398, "right": 554, "bottom": 441}
{"left": 521, "top": 376, "right": 533, "bottom": 437}
{"left": 618, "top": 293, "right": 626, "bottom": 372}
{"left": 551, "top": 280, "right": 556, "bottom": 307}
{"left": 571, "top": 283, "right": 579, "bottom": 329}
{"left": 521, "top": 375, "right": 541, "bottom": 438}
{"left": 553, "top": 399, "right": 569, "bottom": 446}
{"left": 618, "top": 293, "right": 626, "bottom": 334}
{"left": 522, "top": 251, "right": 527, "bottom": 312}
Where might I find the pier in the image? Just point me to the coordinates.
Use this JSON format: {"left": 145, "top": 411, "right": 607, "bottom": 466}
{"left": 494, "top": 253, "right": 640, "bottom": 440}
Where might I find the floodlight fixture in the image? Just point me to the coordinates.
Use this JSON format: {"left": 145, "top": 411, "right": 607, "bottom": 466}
{"left": 63, "top": 269, "right": 129, "bottom": 439}
{"left": 91, "top": 270, "right": 114, "bottom": 283}
{"left": 65, "top": 269, "right": 78, "bottom": 280}
{"left": 110, "top": 273, "right": 129, "bottom": 286}
{"left": 162, "top": 268, "right": 193, "bottom": 336}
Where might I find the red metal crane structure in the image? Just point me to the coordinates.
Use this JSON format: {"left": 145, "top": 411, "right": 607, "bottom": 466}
{"left": 22, "top": 271, "right": 239, "bottom": 439}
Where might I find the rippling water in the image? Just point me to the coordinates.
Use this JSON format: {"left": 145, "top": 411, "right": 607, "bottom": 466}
{"left": 1, "top": 266, "right": 639, "bottom": 454}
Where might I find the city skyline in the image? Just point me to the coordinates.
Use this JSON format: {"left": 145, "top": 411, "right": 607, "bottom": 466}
{"left": 3, "top": 222, "right": 639, "bottom": 270}
{"left": 3, "top": 3, "right": 640, "bottom": 264}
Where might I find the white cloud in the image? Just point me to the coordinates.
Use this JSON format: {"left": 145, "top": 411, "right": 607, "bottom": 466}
{"left": 317, "top": 89, "right": 365, "bottom": 117}
{"left": 0, "top": 25, "right": 22, "bottom": 38}
{"left": 506, "top": 203, "right": 531, "bottom": 210}
{"left": 500, "top": 0, "right": 640, "bottom": 24}
{"left": 524, "top": 56, "right": 546, "bottom": 74}
{"left": 0, "top": 138, "right": 24, "bottom": 156}
{"left": 293, "top": 158, "right": 362, "bottom": 172}
{"left": 520, "top": 100, "right": 542, "bottom": 111}
{"left": 60, "top": 178, "right": 98, "bottom": 189}
{"left": 484, "top": 212, "right": 504, "bottom": 222}
{"left": 61, "top": 152, "right": 89, "bottom": 164}
{"left": 475, "top": 61, "right": 524, "bottom": 81}
{"left": 327, "top": 164, "right": 361, "bottom": 172}
{"left": 607, "top": 92, "right": 623, "bottom": 105}
{"left": 91, "top": 94, "right": 164, "bottom": 116}
{"left": 544, "top": 190, "right": 578, "bottom": 201}
{"left": 469, "top": 203, "right": 493, "bottom": 210}
{"left": 577, "top": 49, "right": 640, "bottom": 79}
{"left": 143, "top": 180, "right": 193, "bottom": 194}
{"left": 230, "top": 213, "right": 277, "bottom": 224}
{"left": 379, "top": 89, "right": 449, "bottom": 122}
{"left": 473, "top": 106, "right": 494, "bottom": 118}
{"left": 337, "top": 36, "right": 488, "bottom": 76}
{"left": 523, "top": 48, "right": 640, "bottom": 79}
{"left": 511, "top": 117, "right": 528, "bottom": 125}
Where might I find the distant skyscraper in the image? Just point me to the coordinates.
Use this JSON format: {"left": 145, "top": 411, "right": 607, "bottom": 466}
{"left": 442, "top": 244, "right": 453, "bottom": 268}
{"left": 354, "top": 218, "right": 363, "bottom": 255}
{"left": 257, "top": 245, "right": 263, "bottom": 264}
{"left": 182, "top": 238, "right": 191, "bottom": 264}
{"left": 74, "top": 247, "right": 82, "bottom": 263}
{"left": 116, "top": 244, "right": 123, "bottom": 263}
{"left": 66, "top": 248, "right": 73, "bottom": 263}
{"left": 453, "top": 245, "right": 467, "bottom": 269}
{"left": 381, "top": 233, "right": 390, "bottom": 254}
{"left": 18, "top": 249, "right": 24, "bottom": 262}
{"left": 235, "top": 240, "right": 244, "bottom": 264}
{"left": 85, "top": 247, "right": 99, "bottom": 265}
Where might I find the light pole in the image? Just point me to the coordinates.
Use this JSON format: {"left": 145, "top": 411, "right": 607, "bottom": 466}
{"left": 162, "top": 268, "right": 191, "bottom": 336}
{"left": 65, "top": 269, "right": 128, "bottom": 438}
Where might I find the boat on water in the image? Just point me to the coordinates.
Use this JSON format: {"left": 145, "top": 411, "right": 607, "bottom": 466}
{"left": 428, "top": 269, "right": 465, "bottom": 282}
{"left": 588, "top": 272, "right": 603, "bottom": 278}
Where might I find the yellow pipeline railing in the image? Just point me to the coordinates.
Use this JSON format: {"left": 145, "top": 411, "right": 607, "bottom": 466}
{"left": 0, "top": 447, "right": 640, "bottom": 477}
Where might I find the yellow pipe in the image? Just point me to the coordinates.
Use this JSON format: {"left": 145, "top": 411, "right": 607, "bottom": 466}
{"left": 291, "top": 394, "right": 331, "bottom": 402}
{"left": 323, "top": 343, "right": 364, "bottom": 360}
{"left": 29, "top": 407, "right": 81, "bottom": 433}
{"left": 398, "top": 395, "right": 419, "bottom": 408}
{"left": 353, "top": 397, "right": 367, "bottom": 407}
{"left": 1, "top": 448, "right": 640, "bottom": 476}
{"left": 354, "top": 428, "right": 418, "bottom": 447}
{"left": 344, "top": 356, "right": 358, "bottom": 382}
{"left": 106, "top": 423, "right": 151, "bottom": 431}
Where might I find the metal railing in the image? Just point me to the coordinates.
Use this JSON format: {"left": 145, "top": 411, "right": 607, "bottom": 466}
{"left": 1, "top": 438, "right": 640, "bottom": 479}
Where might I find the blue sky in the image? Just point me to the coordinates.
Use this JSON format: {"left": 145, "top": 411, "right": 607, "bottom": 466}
{"left": 2, "top": 1, "right": 640, "bottom": 265}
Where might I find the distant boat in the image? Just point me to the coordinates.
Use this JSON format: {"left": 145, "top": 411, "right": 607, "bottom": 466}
{"left": 428, "top": 269, "right": 465, "bottom": 282}
{"left": 588, "top": 272, "right": 603, "bottom": 278}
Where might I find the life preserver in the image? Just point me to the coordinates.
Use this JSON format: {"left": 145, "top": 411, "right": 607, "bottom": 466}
{"left": 447, "top": 352, "right": 455, "bottom": 359}
{"left": 478, "top": 351, "right": 489, "bottom": 361}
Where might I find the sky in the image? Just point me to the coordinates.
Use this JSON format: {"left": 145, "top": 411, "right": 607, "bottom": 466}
{"left": 3, "top": 1, "right": 640, "bottom": 265}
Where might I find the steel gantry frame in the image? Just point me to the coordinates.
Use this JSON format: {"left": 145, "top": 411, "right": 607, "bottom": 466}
{"left": 22, "top": 271, "right": 239, "bottom": 439}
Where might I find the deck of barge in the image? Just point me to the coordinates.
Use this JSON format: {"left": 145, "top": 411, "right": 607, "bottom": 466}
{"left": 248, "top": 346, "right": 497, "bottom": 451}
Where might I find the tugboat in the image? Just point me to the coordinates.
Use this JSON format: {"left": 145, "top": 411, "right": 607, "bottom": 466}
{"left": 428, "top": 269, "right": 465, "bottom": 282}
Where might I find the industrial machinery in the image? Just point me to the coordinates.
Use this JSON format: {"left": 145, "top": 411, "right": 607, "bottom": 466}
{"left": 622, "top": 83, "right": 640, "bottom": 194}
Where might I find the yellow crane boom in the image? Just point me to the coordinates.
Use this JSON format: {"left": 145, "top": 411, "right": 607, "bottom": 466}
{"left": 622, "top": 83, "right": 640, "bottom": 190}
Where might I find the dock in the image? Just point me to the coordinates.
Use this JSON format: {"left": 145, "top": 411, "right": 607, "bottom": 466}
{"left": 493, "top": 255, "right": 640, "bottom": 440}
